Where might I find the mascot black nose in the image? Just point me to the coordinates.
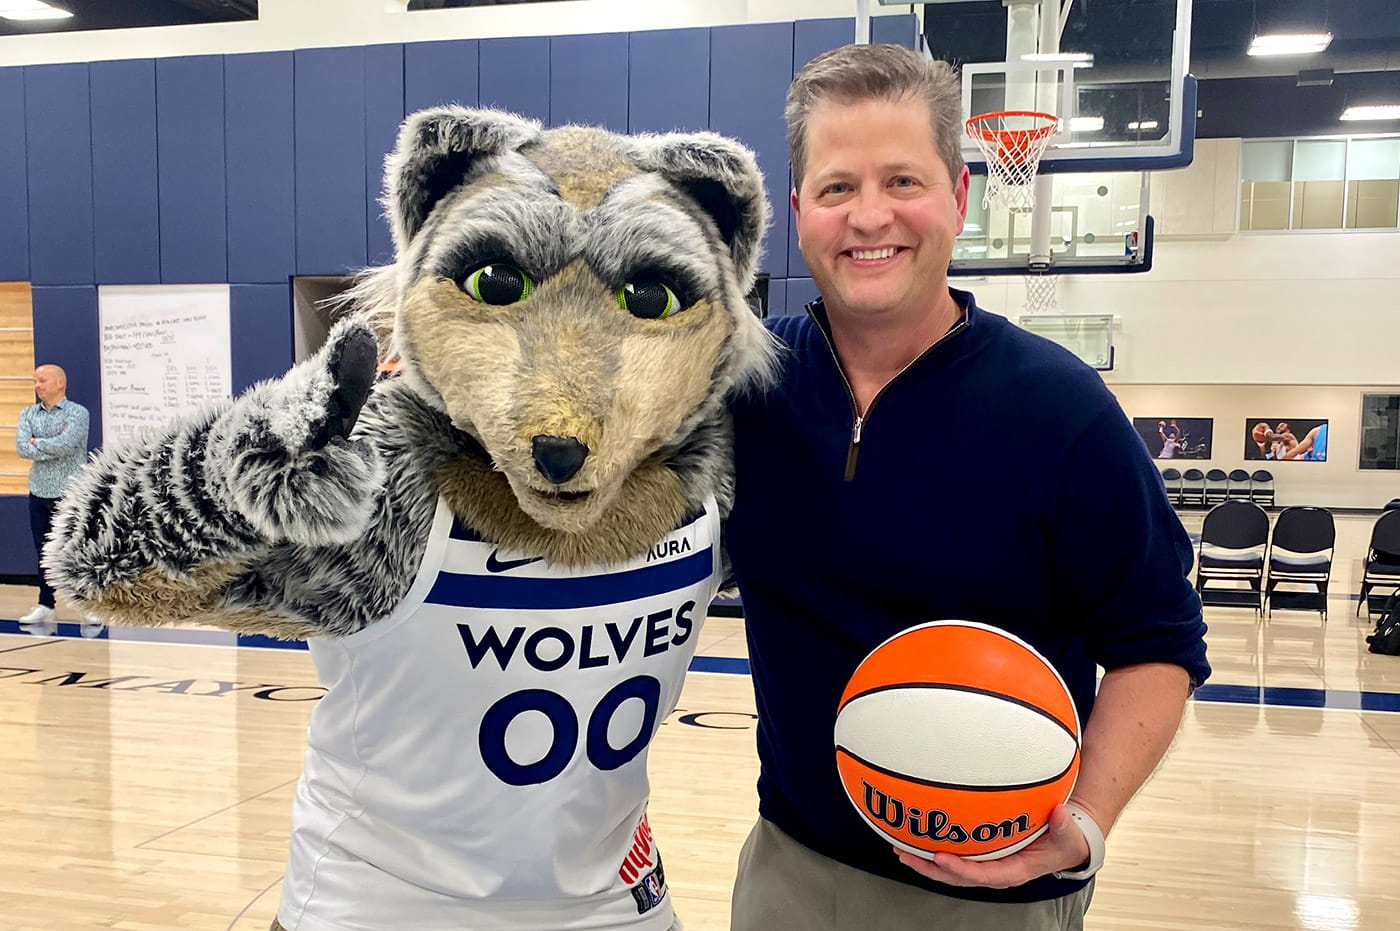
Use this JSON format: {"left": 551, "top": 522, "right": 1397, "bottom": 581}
{"left": 532, "top": 435, "right": 589, "bottom": 485}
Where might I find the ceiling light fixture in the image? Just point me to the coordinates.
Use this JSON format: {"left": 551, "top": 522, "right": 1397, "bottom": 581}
{"left": 1127, "top": 121, "right": 1160, "bottom": 131}
{"left": 1340, "top": 105, "right": 1400, "bottom": 121}
{"left": 1248, "top": 33, "right": 1333, "bottom": 56}
{"left": 1069, "top": 116, "right": 1104, "bottom": 133}
{"left": 0, "top": 0, "right": 72, "bottom": 20}
{"left": 1021, "top": 52, "right": 1095, "bottom": 68}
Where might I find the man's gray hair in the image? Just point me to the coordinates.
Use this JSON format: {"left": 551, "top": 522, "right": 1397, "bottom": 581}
{"left": 786, "top": 43, "right": 964, "bottom": 193}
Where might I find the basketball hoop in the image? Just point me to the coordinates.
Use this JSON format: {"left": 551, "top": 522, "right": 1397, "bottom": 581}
{"left": 1023, "top": 271, "right": 1059, "bottom": 315}
{"left": 965, "top": 110, "right": 1059, "bottom": 210}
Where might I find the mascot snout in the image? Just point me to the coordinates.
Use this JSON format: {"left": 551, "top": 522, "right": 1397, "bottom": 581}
{"left": 532, "top": 434, "right": 590, "bottom": 484}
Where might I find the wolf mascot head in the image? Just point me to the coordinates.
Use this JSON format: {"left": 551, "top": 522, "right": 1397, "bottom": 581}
{"left": 358, "top": 107, "right": 776, "bottom": 563}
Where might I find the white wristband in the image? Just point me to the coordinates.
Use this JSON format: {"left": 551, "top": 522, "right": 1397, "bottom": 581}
{"left": 1053, "top": 802, "right": 1106, "bottom": 880}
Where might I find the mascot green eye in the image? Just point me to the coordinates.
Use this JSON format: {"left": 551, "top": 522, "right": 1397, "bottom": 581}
{"left": 617, "top": 281, "right": 683, "bottom": 320}
{"left": 463, "top": 264, "right": 533, "bottom": 305}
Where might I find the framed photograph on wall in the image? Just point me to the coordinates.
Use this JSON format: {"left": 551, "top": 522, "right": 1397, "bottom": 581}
{"left": 1244, "top": 418, "right": 1328, "bottom": 461}
{"left": 1132, "top": 417, "right": 1213, "bottom": 460}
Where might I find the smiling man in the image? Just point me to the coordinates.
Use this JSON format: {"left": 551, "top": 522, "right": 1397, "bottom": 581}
{"left": 723, "top": 43, "right": 1210, "bottom": 931}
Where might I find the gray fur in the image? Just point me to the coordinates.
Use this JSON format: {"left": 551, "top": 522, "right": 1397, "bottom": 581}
{"left": 203, "top": 323, "right": 387, "bottom": 547}
{"left": 633, "top": 131, "right": 771, "bottom": 289}
{"left": 386, "top": 106, "right": 544, "bottom": 254}
{"left": 46, "top": 330, "right": 458, "bottom": 637}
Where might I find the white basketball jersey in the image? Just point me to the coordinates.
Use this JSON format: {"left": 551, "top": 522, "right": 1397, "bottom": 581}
{"left": 276, "top": 496, "right": 720, "bottom": 931}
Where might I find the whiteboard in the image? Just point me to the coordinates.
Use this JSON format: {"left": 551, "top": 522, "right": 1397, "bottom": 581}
{"left": 99, "top": 284, "right": 232, "bottom": 449}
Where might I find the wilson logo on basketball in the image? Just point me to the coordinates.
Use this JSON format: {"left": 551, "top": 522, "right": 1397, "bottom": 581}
{"left": 861, "top": 781, "right": 1033, "bottom": 846}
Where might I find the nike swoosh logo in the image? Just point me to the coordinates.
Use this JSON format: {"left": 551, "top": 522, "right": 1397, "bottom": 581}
{"left": 485, "top": 550, "right": 545, "bottom": 573}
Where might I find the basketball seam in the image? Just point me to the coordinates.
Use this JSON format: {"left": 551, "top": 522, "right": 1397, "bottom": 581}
{"left": 838, "top": 682, "right": 1080, "bottom": 741}
{"left": 834, "top": 744, "right": 1076, "bottom": 793}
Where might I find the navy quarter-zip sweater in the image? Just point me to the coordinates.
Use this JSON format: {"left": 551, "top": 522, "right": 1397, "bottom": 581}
{"left": 726, "top": 289, "right": 1210, "bottom": 904}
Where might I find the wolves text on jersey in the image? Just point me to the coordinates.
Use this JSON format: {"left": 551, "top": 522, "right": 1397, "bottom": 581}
{"left": 457, "top": 600, "right": 698, "bottom": 672}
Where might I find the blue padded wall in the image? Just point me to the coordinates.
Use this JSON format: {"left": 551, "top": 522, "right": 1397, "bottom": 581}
{"left": 871, "top": 12, "right": 919, "bottom": 47}
{"left": 90, "top": 60, "right": 160, "bottom": 285}
{"left": 796, "top": 16, "right": 857, "bottom": 63}
{"left": 479, "top": 37, "right": 550, "bottom": 125}
{"left": 404, "top": 39, "right": 476, "bottom": 113}
{"left": 627, "top": 28, "right": 708, "bottom": 134}
{"left": 31, "top": 286, "right": 101, "bottom": 450}
{"left": 225, "top": 52, "right": 295, "bottom": 285}
{"left": 0, "top": 497, "right": 36, "bottom": 576}
{"left": 157, "top": 56, "right": 228, "bottom": 284}
{"left": 550, "top": 33, "right": 628, "bottom": 132}
{"left": 25, "top": 64, "right": 94, "bottom": 286}
{"left": 0, "top": 68, "right": 28, "bottom": 282}
{"left": 231, "top": 284, "right": 293, "bottom": 395}
{"left": 709, "top": 23, "right": 794, "bottom": 279}
{"left": 784, "top": 277, "right": 820, "bottom": 316}
{"left": 787, "top": 19, "right": 859, "bottom": 280}
{"left": 366, "top": 44, "right": 406, "bottom": 267}
{"left": 295, "top": 47, "right": 368, "bottom": 276}
{"left": 766, "top": 278, "right": 787, "bottom": 322}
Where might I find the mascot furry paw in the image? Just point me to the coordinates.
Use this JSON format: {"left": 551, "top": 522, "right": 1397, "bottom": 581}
{"left": 44, "top": 106, "right": 776, "bottom": 931}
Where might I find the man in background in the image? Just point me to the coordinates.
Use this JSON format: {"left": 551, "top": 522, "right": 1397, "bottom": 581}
{"left": 16, "top": 364, "right": 101, "bottom": 638}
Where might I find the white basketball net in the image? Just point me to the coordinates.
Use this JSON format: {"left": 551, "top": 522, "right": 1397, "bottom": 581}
{"left": 966, "top": 111, "right": 1059, "bottom": 211}
{"left": 1023, "top": 273, "right": 1059, "bottom": 315}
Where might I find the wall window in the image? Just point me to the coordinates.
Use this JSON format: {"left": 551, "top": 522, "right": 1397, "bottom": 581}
{"left": 1346, "top": 139, "right": 1400, "bottom": 229}
{"left": 1241, "top": 135, "right": 1400, "bottom": 232}
{"left": 1360, "top": 394, "right": 1400, "bottom": 471}
{"left": 1240, "top": 140, "right": 1291, "bottom": 230}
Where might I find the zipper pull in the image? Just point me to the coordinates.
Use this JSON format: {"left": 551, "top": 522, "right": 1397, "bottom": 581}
{"left": 844, "top": 415, "right": 863, "bottom": 482}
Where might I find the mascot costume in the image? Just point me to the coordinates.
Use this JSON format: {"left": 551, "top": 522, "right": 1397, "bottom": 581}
{"left": 44, "top": 106, "right": 776, "bottom": 931}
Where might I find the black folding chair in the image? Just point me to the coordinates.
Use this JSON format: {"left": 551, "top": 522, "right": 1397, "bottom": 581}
{"left": 1160, "top": 468, "right": 1183, "bottom": 506}
{"left": 1226, "top": 469, "right": 1251, "bottom": 500}
{"left": 1203, "top": 469, "right": 1229, "bottom": 506}
{"left": 1249, "top": 470, "right": 1275, "bottom": 508}
{"left": 1265, "top": 506, "right": 1335, "bottom": 620}
{"left": 1358, "top": 509, "right": 1400, "bottom": 616}
{"left": 1180, "top": 468, "right": 1205, "bottom": 507}
{"left": 1195, "top": 500, "right": 1270, "bottom": 615}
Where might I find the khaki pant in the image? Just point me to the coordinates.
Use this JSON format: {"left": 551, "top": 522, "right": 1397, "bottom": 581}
{"left": 731, "top": 818, "right": 1093, "bottom": 931}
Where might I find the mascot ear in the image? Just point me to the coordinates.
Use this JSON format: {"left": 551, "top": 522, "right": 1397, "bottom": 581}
{"left": 637, "top": 133, "right": 771, "bottom": 289}
{"left": 385, "top": 106, "right": 543, "bottom": 254}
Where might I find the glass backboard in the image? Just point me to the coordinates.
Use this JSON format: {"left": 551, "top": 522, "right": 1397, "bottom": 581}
{"left": 924, "top": 0, "right": 1194, "bottom": 276}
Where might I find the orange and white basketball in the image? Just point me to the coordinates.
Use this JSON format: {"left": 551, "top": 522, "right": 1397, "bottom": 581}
{"left": 834, "top": 621, "right": 1080, "bottom": 861}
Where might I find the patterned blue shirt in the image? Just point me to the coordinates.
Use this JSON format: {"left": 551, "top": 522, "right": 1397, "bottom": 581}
{"left": 16, "top": 397, "right": 90, "bottom": 498}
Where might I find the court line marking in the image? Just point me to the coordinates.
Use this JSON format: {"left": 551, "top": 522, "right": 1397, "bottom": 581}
{"left": 228, "top": 877, "right": 284, "bottom": 931}
{"left": 0, "top": 636, "right": 62, "bottom": 654}
{"left": 136, "top": 777, "right": 300, "bottom": 852}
